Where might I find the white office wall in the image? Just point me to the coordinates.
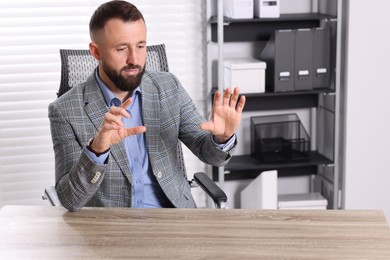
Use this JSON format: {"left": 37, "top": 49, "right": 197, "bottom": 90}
{"left": 342, "top": 0, "right": 390, "bottom": 221}
{"left": 0, "top": 1, "right": 207, "bottom": 207}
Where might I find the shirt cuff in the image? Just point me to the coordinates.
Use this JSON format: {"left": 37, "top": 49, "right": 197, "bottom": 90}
{"left": 84, "top": 147, "right": 109, "bottom": 164}
{"left": 212, "top": 134, "right": 236, "bottom": 152}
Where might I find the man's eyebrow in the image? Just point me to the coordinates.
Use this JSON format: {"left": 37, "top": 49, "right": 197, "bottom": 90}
{"left": 114, "top": 43, "right": 128, "bottom": 47}
{"left": 114, "top": 41, "right": 146, "bottom": 47}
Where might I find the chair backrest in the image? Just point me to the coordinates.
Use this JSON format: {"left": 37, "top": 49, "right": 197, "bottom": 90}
{"left": 58, "top": 44, "right": 169, "bottom": 97}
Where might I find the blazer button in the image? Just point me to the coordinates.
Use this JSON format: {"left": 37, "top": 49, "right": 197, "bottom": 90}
{"left": 91, "top": 171, "right": 101, "bottom": 184}
{"left": 157, "top": 171, "right": 162, "bottom": 179}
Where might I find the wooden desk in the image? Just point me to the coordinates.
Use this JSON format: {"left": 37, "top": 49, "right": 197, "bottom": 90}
{"left": 1, "top": 206, "right": 390, "bottom": 259}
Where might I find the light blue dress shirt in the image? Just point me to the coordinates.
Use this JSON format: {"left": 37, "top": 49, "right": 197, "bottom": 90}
{"left": 85, "top": 69, "right": 236, "bottom": 208}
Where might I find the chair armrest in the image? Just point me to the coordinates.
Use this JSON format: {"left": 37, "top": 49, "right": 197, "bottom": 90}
{"left": 193, "top": 172, "right": 227, "bottom": 209}
{"left": 43, "top": 186, "right": 62, "bottom": 207}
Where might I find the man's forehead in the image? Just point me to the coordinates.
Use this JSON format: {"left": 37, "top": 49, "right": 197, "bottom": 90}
{"left": 97, "top": 18, "right": 146, "bottom": 45}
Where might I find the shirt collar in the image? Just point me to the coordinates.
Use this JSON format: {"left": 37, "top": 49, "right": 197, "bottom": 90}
{"left": 94, "top": 68, "right": 141, "bottom": 108}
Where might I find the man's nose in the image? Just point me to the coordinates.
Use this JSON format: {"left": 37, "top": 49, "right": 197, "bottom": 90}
{"left": 126, "top": 48, "right": 137, "bottom": 64}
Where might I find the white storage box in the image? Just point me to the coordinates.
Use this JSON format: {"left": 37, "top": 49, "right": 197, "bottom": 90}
{"left": 224, "top": 57, "right": 266, "bottom": 93}
{"left": 254, "top": 0, "right": 280, "bottom": 18}
{"left": 279, "top": 0, "right": 312, "bottom": 14}
{"left": 278, "top": 192, "right": 328, "bottom": 210}
{"left": 224, "top": 0, "right": 254, "bottom": 19}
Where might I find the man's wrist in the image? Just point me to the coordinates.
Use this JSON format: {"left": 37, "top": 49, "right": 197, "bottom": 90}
{"left": 214, "top": 134, "right": 233, "bottom": 144}
{"left": 87, "top": 138, "right": 110, "bottom": 157}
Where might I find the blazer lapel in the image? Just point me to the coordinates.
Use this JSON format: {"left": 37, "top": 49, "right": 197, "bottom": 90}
{"left": 83, "top": 73, "right": 133, "bottom": 183}
{"left": 140, "top": 74, "right": 160, "bottom": 164}
{"left": 83, "top": 75, "right": 107, "bottom": 131}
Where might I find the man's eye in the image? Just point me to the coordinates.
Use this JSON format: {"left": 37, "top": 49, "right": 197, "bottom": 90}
{"left": 117, "top": 48, "right": 126, "bottom": 51}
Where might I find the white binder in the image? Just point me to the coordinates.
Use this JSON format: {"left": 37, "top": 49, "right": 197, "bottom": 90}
{"left": 241, "top": 170, "right": 278, "bottom": 209}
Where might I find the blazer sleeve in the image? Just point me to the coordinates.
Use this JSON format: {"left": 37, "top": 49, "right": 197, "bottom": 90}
{"left": 48, "top": 100, "right": 107, "bottom": 212}
{"left": 172, "top": 74, "right": 237, "bottom": 166}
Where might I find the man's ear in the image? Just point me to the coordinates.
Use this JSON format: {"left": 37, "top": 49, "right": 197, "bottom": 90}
{"left": 89, "top": 42, "right": 101, "bottom": 60}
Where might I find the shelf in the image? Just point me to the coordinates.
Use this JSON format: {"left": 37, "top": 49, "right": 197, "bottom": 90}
{"left": 212, "top": 88, "right": 335, "bottom": 111}
{"left": 243, "top": 88, "right": 334, "bottom": 111}
{"left": 210, "top": 13, "right": 336, "bottom": 42}
{"left": 212, "top": 152, "right": 333, "bottom": 181}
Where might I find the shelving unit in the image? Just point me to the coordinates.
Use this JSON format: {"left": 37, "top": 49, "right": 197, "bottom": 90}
{"left": 206, "top": 0, "right": 342, "bottom": 209}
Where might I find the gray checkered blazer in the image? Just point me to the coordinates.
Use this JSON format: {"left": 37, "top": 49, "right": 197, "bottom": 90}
{"left": 49, "top": 70, "right": 235, "bottom": 211}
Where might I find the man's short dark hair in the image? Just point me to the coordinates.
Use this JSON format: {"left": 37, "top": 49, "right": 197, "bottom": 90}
{"left": 89, "top": 0, "right": 145, "bottom": 37}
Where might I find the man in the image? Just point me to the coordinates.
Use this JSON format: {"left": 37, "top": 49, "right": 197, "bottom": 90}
{"left": 49, "top": 0, "right": 246, "bottom": 211}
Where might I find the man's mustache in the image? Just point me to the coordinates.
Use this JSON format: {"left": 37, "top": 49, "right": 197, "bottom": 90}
{"left": 122, "top": 64, "right": 142, "bottom": 71}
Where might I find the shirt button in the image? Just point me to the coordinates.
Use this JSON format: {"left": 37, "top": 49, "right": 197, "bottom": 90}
{"left": 157, "top": 172, "right": 162, "bottom": 179}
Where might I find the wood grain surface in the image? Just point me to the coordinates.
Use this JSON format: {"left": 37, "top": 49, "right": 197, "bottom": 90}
{"left": 1, "top": 205, "right": 390, "bottom": 259}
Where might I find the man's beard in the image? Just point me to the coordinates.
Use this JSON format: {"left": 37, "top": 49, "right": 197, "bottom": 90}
{"left": 102, "top": 62, "right": 145, "bottom": 94}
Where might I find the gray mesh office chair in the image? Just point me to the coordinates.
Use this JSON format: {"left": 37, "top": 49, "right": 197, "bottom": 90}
{"left": 43, "top": 44, "right": 228, "bottom": 208}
